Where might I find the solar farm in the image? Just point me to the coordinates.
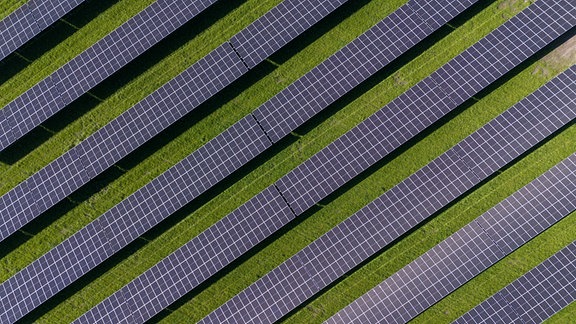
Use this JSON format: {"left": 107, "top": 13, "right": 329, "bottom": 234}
{"left": 0, "top": 0, "right": 575, "bottom": 323}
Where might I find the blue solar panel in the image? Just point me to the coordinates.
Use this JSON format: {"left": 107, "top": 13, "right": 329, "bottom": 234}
{"left": 75, "top": 186, "right": 295, "bottom": 323}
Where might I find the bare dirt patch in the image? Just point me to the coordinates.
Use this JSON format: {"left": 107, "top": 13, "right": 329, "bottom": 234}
{"left": 542, "top": 35, "right": 576, "bottom": 68}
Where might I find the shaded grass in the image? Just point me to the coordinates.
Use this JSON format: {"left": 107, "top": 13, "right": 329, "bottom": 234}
{"left": 0, "top": 0, "right": 573, "bottom": 323}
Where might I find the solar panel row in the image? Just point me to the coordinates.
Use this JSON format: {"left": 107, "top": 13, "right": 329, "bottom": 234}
{"left": 202, "top": 64, "right": 576, "bottom": 324}
{"left": 67, "top": 0, "right": 480, "bottom": 313}
{"left": 0, "top": 0, "right": 219, "bottom": 151}
{"left": 455, "top": 241, "right": 576, "bottom": 324}
{"left": 0, "top": 0, "right": 351, "bottom": 321}
{"left": 0, "top": 0, "right": 87, "bottom": 62}
{"left": 0, "top": 0, "right": 350, "bottom": 243}
{"left": 330, "top": 153, "right": 576, "bottom": 323}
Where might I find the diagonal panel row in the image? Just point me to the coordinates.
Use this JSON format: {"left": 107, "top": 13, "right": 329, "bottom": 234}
{"left": 455, "top": 241, "right": 576, "bottom": 324}
{"left": 0, "top": 0, "right": 220, "bottom": 151}
{"left": 72, "top": 0, "right": 484, "bottom": 322}
{"left": 275, "top": 0, "right": 576, "bottom": 215}
{"left": 202, "top": 64, "right": 576, "bottom": 324}
{"left": 0, "top": 0, "right": 87, "bottom": 62}
{"left": 331, "top": 153, "right": 576, "bottom": 323}
{"left": 0, "top": 0, "right": 351, "bottom": 242}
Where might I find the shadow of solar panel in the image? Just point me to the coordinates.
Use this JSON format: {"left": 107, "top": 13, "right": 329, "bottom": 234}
{"left": 252, "top": 3, "right": 434, "bottom": 142}
{"left": 230, "top": 0, "right": 350, "bottom": 68}
{"left": 75, "top": 186, "right": 295, "bottom": 323}
{"left": 455, "top": 241, "right": 576, "bottom": 324}
{"left": 0, "top": 4, "right": 40, "bottom": 61}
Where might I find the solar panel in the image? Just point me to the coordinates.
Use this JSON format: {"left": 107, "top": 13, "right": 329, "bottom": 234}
{"left": 430, "top": 0, "right": 576, "bottom": 107}
{"left": 230, "top": 0, "right": 351, "bottom": 68}
{"left": 409, "top": 0, "right": 479, "bottom": 30}
{"left": 455, "top": 241, "right": 576, "bottom": 324}
{"left": 453, "top": 65, "right": 576, "bottom": 179}
{"left": 201, "top": 64, "right": 576, "bottom": 323}
{"left": 0, "top": 3, "right": 39, "bottom": 61}
{"left": 74, "top": 186, "right": 295, "bottom": 324}
{"left": 0, "top": 0, "right": 352, "bottom": 318}
{"left": 329, "top": 153, "right": 576, "bottom": 323}
{"left": 201, "top": 151, "right": 481, "bottom": 324}
{"left": 274, "top": 0, "right": 576, "bottom": 215}
{"left": 0, "top": 0, "right": 220, "bottom": 151}
{"left": 328, "top": 223, "right": 504, "bottom": 324}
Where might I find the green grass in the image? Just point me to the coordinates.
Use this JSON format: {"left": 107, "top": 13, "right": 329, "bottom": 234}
{"left": 0, "top": 0, "right": 26, "bottom": 21}
{"left": 0, "top": 0, "right": 574, "bottom": 322}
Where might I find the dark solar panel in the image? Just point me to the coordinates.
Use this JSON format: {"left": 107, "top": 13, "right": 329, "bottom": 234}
{"left": 0, "top": 0, "right": 219, "bottom": 151}
{"left": 0, "top": 4, "right": 39, "bottom": 61}
{"left": 28, "top": 0, "right": 86, "bottom": 30}
{"left": 455, "top": 241, "right": 576, "bottom": 324}
{"left": 252, "top": 3, "right": 434, "bottom": 142}
{"left": 329, "top": 153, "right": 576, "bottom": 323}
{"left": 75, "top": 186, "right": 295, "bottom": 324}
{"left": 201, "top": 64, "right": 576, "bottom": 323}
{"left": 230, "top": 0, "right": 350, "bottom": 68}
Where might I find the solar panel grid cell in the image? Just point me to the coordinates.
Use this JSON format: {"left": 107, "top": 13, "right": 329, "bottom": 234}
{"left": 252, "top": 4, "right": 432, "bottom": 142}
{"left": 409, "top": 0, "right": 479, "bottom": 30}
